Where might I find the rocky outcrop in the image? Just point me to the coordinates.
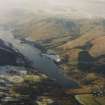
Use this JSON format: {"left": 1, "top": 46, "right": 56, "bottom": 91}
{"left": 0, "top": 39, "right": 27, "bottom": 66}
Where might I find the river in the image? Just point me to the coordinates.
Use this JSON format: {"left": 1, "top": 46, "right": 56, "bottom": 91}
{"left": 0, "top": 33, "right": 79, "bottom": 88}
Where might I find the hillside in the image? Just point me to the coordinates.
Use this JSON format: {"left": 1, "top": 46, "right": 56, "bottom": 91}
{"left": 11, "top": 17, "right": 80, "bottom": 41}
{"left": 52, "top": 21, "right": 105, "bottom": 93}
{"left": 1, "top": 9, "right": 105, "bottom": 42}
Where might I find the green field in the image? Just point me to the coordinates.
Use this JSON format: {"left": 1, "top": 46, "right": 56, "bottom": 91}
{"left": 75, "top": 94, "right": 105, "bottom": 105}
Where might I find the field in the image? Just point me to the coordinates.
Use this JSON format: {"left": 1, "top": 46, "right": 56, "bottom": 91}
{"left": 75, "top": 95, "right": 105, "bottom": 105}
